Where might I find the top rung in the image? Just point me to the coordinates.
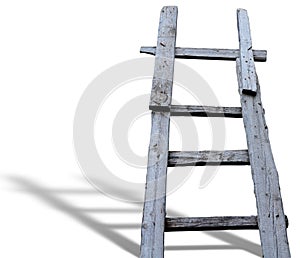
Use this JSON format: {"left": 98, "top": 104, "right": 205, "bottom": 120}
{"left": 141, "top": 46, "right": 267, "bottom": 62}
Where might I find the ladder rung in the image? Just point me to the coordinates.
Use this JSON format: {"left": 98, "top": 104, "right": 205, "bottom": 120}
{"left": 141, "top": 46, "right": 267, "bottom": 62}
{"left": 165, "top": 216, "right": 289, "bottom": 232}
{"left": 170, "top": 105, "right": 242, "bottom": 118}
{"left": 168, "top": 150, "right": 249, "bottom": 166}
{"left": 165, "top": 216, "right": 258, "bottom": 231}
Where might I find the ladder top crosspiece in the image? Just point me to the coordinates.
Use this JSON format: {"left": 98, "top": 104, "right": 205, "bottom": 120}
{"left": 140, "top": 46, "right": 267, "bottom": 62}
{"left": 139, "top": 6, "right": 290, "bottom": 258}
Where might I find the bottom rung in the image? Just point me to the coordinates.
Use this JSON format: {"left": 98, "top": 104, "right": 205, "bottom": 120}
{"left": 165, "top": 216, "right": 288, "bottom": 232}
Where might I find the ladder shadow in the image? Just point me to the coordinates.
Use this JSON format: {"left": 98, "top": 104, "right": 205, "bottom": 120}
{"left": 165, "top": 234, "right": 261, "bottom": 256}
{"left": 204, "top": 231, "right": 262, "bottom": 256}
{"left": 7, "top": 176, "right": 140, "bottom": 257}
{"left": 7, "top": 176, "right": 261, "bottom": 257}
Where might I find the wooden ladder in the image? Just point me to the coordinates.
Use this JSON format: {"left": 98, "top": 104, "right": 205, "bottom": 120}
{"left": 139, "top": 6, "right": 290, "bottom": 258}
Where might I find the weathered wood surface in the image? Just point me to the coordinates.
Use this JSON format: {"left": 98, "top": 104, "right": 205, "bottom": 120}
{"left": 165, "top": 216, "right": 288, "bottom": 232}
{"left": 140, "top": 6, "right": 177, "bottom": 258}
{"left": 236, "top": 59, "right": 291, "bottom": 257}
{"left": 168, "top": 150, "right": 249, "bottom": 166}
{"left": 141, "top": 46, "right": 267, "bottom": 62}
{"left": 140, "top": 112, "right": 170, "bottom": 258}
{"left": 237, "top": 9, "right": 257, "bottom": 95}
{"left": 166, "top": 216, "right": 289, "bottom": 232}
{"left": 166, "top": 216, "right": 258, "bottom": 231}
{"left": 170, "top": 105, "right": 242, "bottom": 118}
{"left": 149, "top": 6, "right": 178, "bottom": 112}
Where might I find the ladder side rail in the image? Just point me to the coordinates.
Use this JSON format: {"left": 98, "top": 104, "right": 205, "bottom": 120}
{"left": 236, "top": 9, "right": 290, "bottom": 258}
{"left": 140, "top": 6, "right": 178, "bottom": 258}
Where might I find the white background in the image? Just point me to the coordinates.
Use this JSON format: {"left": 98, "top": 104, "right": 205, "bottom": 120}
{"left": 0, "top": 0, "right": 299, "bottom": 257}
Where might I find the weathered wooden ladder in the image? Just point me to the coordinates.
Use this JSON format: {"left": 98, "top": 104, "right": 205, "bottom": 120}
{"left": 139, "top": 6, "right": 290, "bottom": 258}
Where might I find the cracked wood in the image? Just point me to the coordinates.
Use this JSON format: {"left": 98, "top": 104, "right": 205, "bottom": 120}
{"left": 168, "top": 150, "right": 250, "bottom": 166}
{"left": 170, "top": 105, "right": 242, "bottom": 118}
{"left": 140, "top": 6, "right": 178, "bottom": 258}
{"left": 237, "top": 9, "right": 257, "bottom": 95}
{"left": 236, "top": 59, "right": 291, "bottom": 257}
{"left": 149, "top": 6, "right": 177, "bottom": 112}
{"left": 141, "top": 46, "right": 267, "bottom": 62}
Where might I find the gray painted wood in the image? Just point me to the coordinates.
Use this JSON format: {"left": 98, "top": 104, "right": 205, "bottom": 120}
{"left": 168, "top": 150, "right": 249, "bottom": 166}
{"left": 149, "top": 6, "right": 178, "bottom": 112}
{"left": 170, "top": 105, "right": 242, "bottom": 118}
{"left": 236, "top": 59, "right": 291, "bottom": 257}
{"left": 165, "top": 216, "right": 259, "bottom": 231}
{"left": 141, "top": 46, "right": 267, "bottom": 62}
{"left": 140, "top": 6, "right": 177, "bottom": 258}
{"left": 237, "top": 9, "right": 257, "bottom": 95}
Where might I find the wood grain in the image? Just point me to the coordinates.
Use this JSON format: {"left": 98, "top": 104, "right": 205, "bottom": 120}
{"left": 166, "top": 216, "right": 258, "bottom": 231}
{"left": 140, "top": 6, "right": 177, "bottom": 258}
{"left": 165, "top": 216, "right": 289, "bottom": 232}
{"left": 170, "top": 105, "right": 242, "bottom": 118}
{"left": 141, "top": 46, "right": 267, "bottom": 62}
{"left": 237, "top": 9, "right": 257, "bottom": 95}
{"left": 149, "top": 6, "right": 178, "bottom": 112}
{"left": 168, "top": 150, "right": 250, "bottom": 166}
{"left": 236, "top": 59, "right": 291, "bottom": 257}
